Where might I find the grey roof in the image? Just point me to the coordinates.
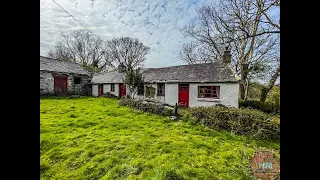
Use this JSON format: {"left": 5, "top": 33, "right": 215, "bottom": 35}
{"left": 91, "top": 62, "right": 238, "bottom": 84}
{"left": 91, "top": 71, "right": 124, "bottom": 84}
{"left": 40, "top": 56, "right": 89, "bottom": 76}
{"left": 143, "top": 62, "right": 238, "bottom": 83}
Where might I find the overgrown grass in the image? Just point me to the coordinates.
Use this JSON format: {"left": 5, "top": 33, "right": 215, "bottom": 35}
{"left": 40, "top": 97, "right": 279, "bottom": 179}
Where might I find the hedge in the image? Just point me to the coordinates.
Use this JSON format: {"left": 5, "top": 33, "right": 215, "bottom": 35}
{"left": 119, "top": 98, "right": 176, "bottom": 116}
{"left": 185, "top": 106, "right": 280, "bottom": 140}
{"left": 239, "top": 99, "right": 280, "bottom": 114}
{"left": 102, "top": 92, "right": 118, "bottom": 98}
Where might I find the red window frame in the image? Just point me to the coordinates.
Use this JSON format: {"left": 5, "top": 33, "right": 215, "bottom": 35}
{"left": 110, "top": 84, "right": 115, "bottom": 92}
{"left": 157, "top": 83, "right": 165, "bottom": 96}
{"left": 198, "top": 86, "right": 220, "bottom": 98}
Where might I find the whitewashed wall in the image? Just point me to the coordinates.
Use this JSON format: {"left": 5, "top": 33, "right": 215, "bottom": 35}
{"left": 142, "top": 84, "right": 165, "bottom": 103}
{"left": 99, "top": 83, "right": 120, "bottom": 97}
{"left": 135, "top": 83, "right": 177, "bottom": 105}
{"left": 103, "top": 84, "right": 110, "bottom": 93}
{"left": 113, "top": 84, "right": 120, "bottom": 97}
{"left": 92, "top": 85, "right": 98, "bottom": 97}
{"left": 165, "top": 84, "right": 178, "bottom": 106}
{"left": 189, "top": 83, "right": 239, "bottom": 108}
{"left": 93, "top": 81, "right": 239, "bottom": 108}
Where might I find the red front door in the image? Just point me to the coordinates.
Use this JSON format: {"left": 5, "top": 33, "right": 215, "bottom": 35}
{"left": 119, "top": 83, "right": 126, "bottom": 97}
{"left": 98, "top": 84, "right": 103, "bottom": 96}
{"left": 54, "top": 76, "right": 68, "bottom": 95}
{"left": 178, "top": 84, "right": 189, "bottom": 107}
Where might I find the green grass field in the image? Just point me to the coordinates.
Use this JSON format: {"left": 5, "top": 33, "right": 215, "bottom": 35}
{"left": 40, "top": 97, "right": 279, "bottom": 180}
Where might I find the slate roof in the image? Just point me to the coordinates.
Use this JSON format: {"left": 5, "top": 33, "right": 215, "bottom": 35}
{"left": 40, "top": 56, "right": 89, "bottom": 76}
{"left": 91, "top": 62, "right": 238, "bottom": 84}
{"left": 91, "top": 71, "right": 124, "bottom": 84}
{"left": 142, "top": 62, "right": 237, "bottom": 83}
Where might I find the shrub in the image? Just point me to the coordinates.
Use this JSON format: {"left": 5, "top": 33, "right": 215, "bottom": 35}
{"left": 185, "top": 106, "right": 280, "bottom": 140}
{"left": 119, "top": 98, "right": 175, "bottom": 116}
{"left": 239, "top": 99, "right": 279, "bottom": 114}
{"left": 103, "top": 92, "right": 118, "bottom": 98}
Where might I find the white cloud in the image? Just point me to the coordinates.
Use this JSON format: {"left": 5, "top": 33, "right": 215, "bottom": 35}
{"left": 40, "top": 0, "right": 211, "bottom": 67}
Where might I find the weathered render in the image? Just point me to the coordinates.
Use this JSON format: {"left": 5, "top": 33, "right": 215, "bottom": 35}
{"left": 40, "top": 56, "right": 90, "bottom": 95}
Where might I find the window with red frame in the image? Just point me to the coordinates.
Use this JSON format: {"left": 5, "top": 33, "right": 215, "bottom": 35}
{"left": 198, "top": 86, "right": 220, "bottom": 98}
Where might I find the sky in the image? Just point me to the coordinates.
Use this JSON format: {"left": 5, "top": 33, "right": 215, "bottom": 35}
{"left": 40, "top": 0, "right": 212, "bottom": 68}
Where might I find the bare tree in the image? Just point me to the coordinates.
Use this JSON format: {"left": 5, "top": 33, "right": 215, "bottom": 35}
{"left": 47, "top": 29, "right": 111, "bottom": 72}
{"left": 260, "top": 57, "right": 280, "bottom": 101}
{"left": 105, "top": 37, "right": 150, "bottom": 70}
{"left": 47, "top": 42, "right": 74, "bottom": 62}
{"left": 179, "top": 0, "right": 280, "bottom": 100}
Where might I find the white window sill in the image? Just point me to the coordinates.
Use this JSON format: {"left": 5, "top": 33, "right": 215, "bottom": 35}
{"left": 197, "top": 99, "right": 221, "bottom": 102}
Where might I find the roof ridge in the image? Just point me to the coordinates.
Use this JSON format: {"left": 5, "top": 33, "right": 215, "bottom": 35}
{"left": 146, "top": 62, "right": 224, "bottom": 70}
{"left": 40, "top": 56, "right": 89, "bottom": 76}
{"left": 40, "top": 56, "right": 84, "bottom": 67}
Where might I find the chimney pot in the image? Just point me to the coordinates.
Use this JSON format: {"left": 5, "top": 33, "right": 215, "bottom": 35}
{"left": 222, "top": 45, "right": 231, "bottom": 64}
{"left": 118, "top": 63, "right": 126, "bottom": 73}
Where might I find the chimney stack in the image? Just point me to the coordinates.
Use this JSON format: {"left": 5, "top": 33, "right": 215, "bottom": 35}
{"left": 118, "top": 63, "right": 126, "bottom": 73}
{"left": 222, "top": 45, "right": 231, "bottom": 64}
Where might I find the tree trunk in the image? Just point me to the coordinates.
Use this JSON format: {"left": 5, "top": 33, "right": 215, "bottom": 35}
{"left": 260, "top": 87, "right": 268, "bottom": 102}
{"left": 239, "top": 82, "right": 245, "bottom": 100}
{"left": 239, "top": 63, "right": 249, "bottom": 100}
{"left": 260, "top": 63, "right": 280, "bottom": 102}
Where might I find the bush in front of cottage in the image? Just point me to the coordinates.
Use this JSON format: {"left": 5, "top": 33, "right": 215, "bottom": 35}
{"left": 119, "top": 98, "right": 175, "bottom": 116}
{"left": 185, "top": 106, "right": 280, "bottom": 140}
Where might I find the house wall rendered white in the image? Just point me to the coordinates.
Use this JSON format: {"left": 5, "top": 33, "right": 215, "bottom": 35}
{"left": 112, "top": 84, "right": 120, "bottom": 97}
{"left": 189, "top": 83, "right": 239, "bottom": 108}
{"left": 135, "top": 83, "right": 178, "bottom": 105}
{"left": 140, "top": 84, "right": 165, "bottom": 103}
{"left": 103, "top": 84, "right": 110, "bottom": 93}
{"left": 92, "top": 83, "right": 119, "bottom": 97}
{"left": 92, "top": 81, "right": 238, "bottom": 107}
{"left": 92, "top": 85, "right": 98, "bottom": 97}
{"left": 135, "top": 82, "right": 238, "bottom": 108}
{"left": 165, "top": 84, "right": 178, "bottom": 105}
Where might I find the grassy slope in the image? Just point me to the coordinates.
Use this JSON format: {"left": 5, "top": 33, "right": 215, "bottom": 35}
{"left": 40, "top": 97, "right": 279, "bottom": 180}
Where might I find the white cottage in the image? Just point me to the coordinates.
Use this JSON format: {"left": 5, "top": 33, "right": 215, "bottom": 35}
{"left": 90, "top": 63, "right": 127, "bottom": 97}
{"left": 91, "top": 48, "right": 239, "bottom": 108}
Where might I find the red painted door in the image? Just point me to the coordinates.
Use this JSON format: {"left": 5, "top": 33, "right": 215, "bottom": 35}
{"left": 54, "top": 76, "right": 68, "bottom": 95}
{"left": 119, "top": 83, "right": 126, "bottom": 97}
{"left": 98, "top": 85, "right": 103, "bottom": 96}
{"left": 178, "top": 84, "right": 189, "bottom": 107}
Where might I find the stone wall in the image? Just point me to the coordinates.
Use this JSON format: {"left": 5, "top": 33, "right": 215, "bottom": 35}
{"left": 40, "top": 71, "right": 54, "bottom": 95}
{"left": 40, "top": 70, "right": 90, "bottom": 96}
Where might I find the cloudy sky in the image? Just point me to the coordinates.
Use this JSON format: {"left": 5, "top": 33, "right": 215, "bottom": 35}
{"left": 40, "top": 0, "right": 213, "bottom": 68}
